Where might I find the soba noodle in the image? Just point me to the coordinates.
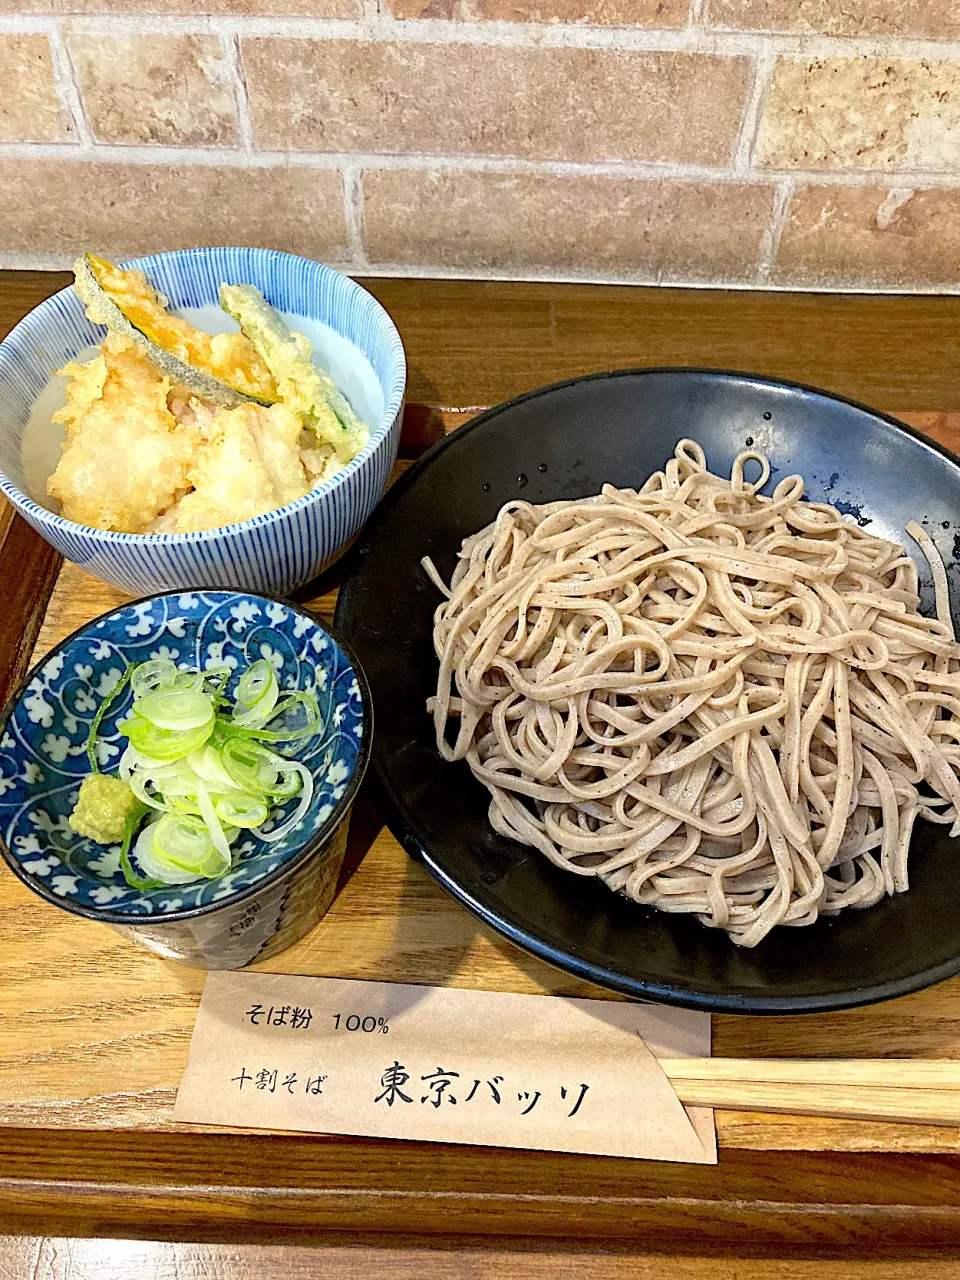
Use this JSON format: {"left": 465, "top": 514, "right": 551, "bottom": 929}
{"left": 423, "top": 440, "right": 960, "bottom": 947}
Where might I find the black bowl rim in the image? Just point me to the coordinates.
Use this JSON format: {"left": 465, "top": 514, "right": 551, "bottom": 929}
{"left": 0, "top": 587, "right": 374, "bottom": 924}
{"left": 336, "top": 365, "right": 960, "bottom": 1015}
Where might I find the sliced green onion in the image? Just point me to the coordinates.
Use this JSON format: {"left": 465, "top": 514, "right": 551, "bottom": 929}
{"left": 256, "top": 763, "right": 314, "bottom": 843}
{"left": 86, "top": 663, "right": 132, "bottom": 773}
{"left": 262, "top": 691, "right": 320, "bottom": 740}
{"left": 118, "top": 801, "right": 164, "bottom": 889}
{"left": 136, "top": 688, "right": 215, "bottom": 731}
{"left": 120, "top": 712, "right": 215, "bottom": 761}
{"left": 165, "top": 796, "right": 204, "bottom": 821}
{"left": 134, "top": 820, "right": 206, "bottom": 885}
{"left": 204, "top": 666, "right": 233, "bottom": 712}
{"left": 215, "top": 793, "right": 269, "bottom": 828}
{"left": 268, "top": 766, "right": 303, "bottom": 801}
{"left": 196, "top": 849, "right": 233, "bottom": 878}
{"left": 236, "top": 659, "right": 277, "bottom": 710}
{"left": 232, "top": 659, "right": 280, "bottom": 729}
{"left": 171, "top": 671, "right": 205, "bottom": 692}
{"left": 91, "top": 655, "right": 322, "bottom": 889}
{"left": 120, "top": 744, "right": 166, "bottom": 781}
{"left": 233, "top": 700, "right": 280, "bottom": 731}
{"left": 219, "top": 739, "right": 286, "bottom": 792}
{"left": 188, "top": 744, "right": 244, "bottom": 794}
{"left": 219, "top": 691, "right": 320, "bottom": 744}
{"left": 128, "top": 770, "right": 166, "bottom": 812}
{"left": 193, "top": 776, "right": 232, "bottom": 871}
{"left": 156, "top": 772, "right": 201, "bottom": 799}
{"left": 153, "top": 813, "right": 218, "bottom": 870}
{"left": 130, "top": 659, "right": 177, "bottom": 699}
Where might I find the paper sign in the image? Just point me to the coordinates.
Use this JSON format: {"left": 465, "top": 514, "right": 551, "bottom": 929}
{"left": 175, "top": 974, "right": 715, "bottom": 1164}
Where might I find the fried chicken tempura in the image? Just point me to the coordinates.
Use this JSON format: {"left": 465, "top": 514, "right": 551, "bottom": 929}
{"left": 47, "top": 335, "right": 195, "bottom": 534}
{"left": 165, "top": 402, "right": 310, "bottom": 534}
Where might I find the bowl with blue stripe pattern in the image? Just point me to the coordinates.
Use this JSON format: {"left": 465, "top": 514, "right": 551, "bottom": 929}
{"left": 0, "top": 248, "right": 406, "bottom": 596}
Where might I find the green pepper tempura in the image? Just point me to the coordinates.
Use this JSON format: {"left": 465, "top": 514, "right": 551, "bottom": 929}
{"left": 219, "top": 283, "right": 369, "bottom": 463}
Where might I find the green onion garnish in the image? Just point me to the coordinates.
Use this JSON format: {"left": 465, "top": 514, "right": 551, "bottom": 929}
{"left": 85, "top": 656, "right": 322, "bottom": 889}
{"left": 86, "top": 662, "right": 132, "bottom": 773}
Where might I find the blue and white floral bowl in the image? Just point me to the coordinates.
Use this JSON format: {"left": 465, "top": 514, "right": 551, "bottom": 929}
{"left": 0, "top": 247, "right": 406, "bottom": 596}
{"left": 0, "top": 590, "right": 372, "bottom": 968}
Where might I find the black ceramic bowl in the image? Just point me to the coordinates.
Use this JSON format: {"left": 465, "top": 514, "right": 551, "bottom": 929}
{"left": 335, "top": 369, "right": 960, "bottom": 1014}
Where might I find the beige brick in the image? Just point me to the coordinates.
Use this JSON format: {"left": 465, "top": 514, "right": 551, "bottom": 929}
{"left": 388, "top": 0, "right": 687, "bottom": 26}
{"left": 0, "top": 0, "right": 358, "bottom": 12}
{"left": 362, "top": 168, "right": 773, "bottom": 281}
{"left": 773, "top": 185, "right": 960, "bottom": 288}
{"left": 0, "top": 34, "right": 72, "bottom": 143}
{"left": 0, "top": 161, "right": 347, "bottom": 260}
{"left": 244, "top": 40, "right": 750, "bottom": 166}
{"left": 69, "top": 34, "right": 237, "bottom": 146}
{"left": 707, "top": 0, "right": 960, "bottom": 39}
{"left": 756, "top": 57, "right": 960, "bottom": 172}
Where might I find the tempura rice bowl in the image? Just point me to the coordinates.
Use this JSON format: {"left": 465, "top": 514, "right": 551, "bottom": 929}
{"left": 0, "top": 248, "right": 406, "bottom": 595}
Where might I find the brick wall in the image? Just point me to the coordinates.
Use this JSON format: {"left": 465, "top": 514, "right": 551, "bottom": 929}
{"left": 0, "top": 2, "right": 958, "bottom": 291}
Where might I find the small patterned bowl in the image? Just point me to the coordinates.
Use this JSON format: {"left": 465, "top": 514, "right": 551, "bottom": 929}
{"left": 0, "top": 247, "right": 406, "bottom": 596}
{"left": 0, "top": 590, "right": 372, "bottom": 969}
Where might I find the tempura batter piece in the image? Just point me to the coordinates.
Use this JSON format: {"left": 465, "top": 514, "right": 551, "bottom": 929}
{"left": 47, "top": 335, "right": 195, "bottom": 533}
{"left": 55, "top": 352, "right": 108, "bottom": 439}
{"left": 170, "top": 402, "right": 310, "bottom": 533}
{"left": 301, "top": 442, "right": 347, "bottom": 487}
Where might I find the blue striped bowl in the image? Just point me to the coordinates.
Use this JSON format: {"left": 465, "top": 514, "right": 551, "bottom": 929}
{"left": 0, "top": 248, "right": 406, "bottom": 596}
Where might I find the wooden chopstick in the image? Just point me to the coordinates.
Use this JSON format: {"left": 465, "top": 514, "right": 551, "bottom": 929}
{"left": 659, "top": 1058, "right": 960, "bottom": 1126}
{"left": 663, "top": 1058, "right": 960, "bottom": 1089}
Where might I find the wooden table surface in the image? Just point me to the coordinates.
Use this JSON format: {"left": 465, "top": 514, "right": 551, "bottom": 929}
{"left": 2, "top": 271, "right": 960, "bottom": 1273}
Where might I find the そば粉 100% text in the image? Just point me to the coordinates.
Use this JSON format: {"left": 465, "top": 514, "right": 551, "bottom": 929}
{"left": 332, "top": 1013, "right": 390, "bottom": 1033}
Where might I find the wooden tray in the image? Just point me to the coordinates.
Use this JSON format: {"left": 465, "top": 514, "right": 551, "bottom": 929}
{"left": 3, "top": 403, "right": 960, "bottom": 1153}
{"left": 4, "top": 270, "right": 960, "bottom": 1249}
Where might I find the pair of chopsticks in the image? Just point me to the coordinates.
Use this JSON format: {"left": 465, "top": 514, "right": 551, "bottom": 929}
{"left": 658, "top": 1058, "right": 960, "bottom": 1125}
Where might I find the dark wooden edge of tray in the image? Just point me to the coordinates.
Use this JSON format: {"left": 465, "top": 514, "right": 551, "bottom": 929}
{"left": 3, "top": 1128, "right": 960, "bottom": 1255}
{"left": 4, "top": 272, "right": 960, "bottom": 1249}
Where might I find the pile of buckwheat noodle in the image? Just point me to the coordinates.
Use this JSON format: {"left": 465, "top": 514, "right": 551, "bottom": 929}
{"left": 423, "top": 439, "right": 960, "bottom": 947}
